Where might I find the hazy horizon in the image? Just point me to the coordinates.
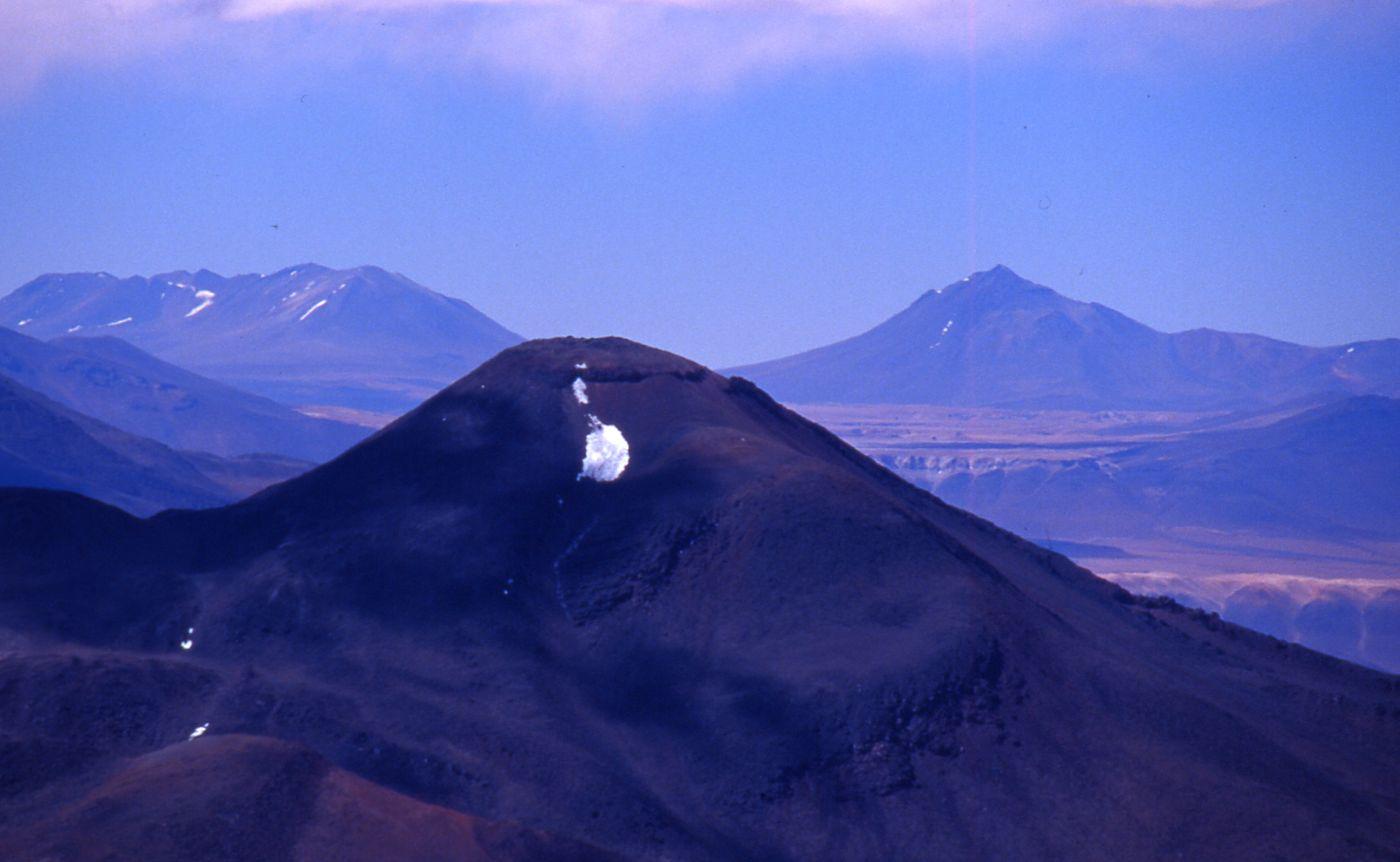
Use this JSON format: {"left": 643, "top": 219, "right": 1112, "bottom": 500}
{"left": 2, "top": 0, "right": 1396, "bottom": 367}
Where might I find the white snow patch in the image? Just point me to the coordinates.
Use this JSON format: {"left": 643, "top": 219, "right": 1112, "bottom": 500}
{"left": 574, "top": 362, "right": 588, "bottom": 370}
{"left": 180, "top": 627, "right": 194, "bottom": 650}
{"left": 66, "top": 325, "right": 82, "bottom": 333}
{"left": 299, "top": 298, "right": 328, "bottom": 321}
{"left": 578, "top": 415, "right": 629, "bottom": 482}
{"left": 104, "top": 317, "right": 133, "bottom": 327}
{"left": 940, "top": 319, "right": 954, "bottom": 337}
{"left": 184, "top": 290, "right": 216, "bottom": 318}
{"left": 1346, "top": 347, "right": 1356, "bottom": 354}
{"left": 572, "top": 377, "right": 589, "bottom": 405}
{"left": 188, "top": 723, "right": 209, "bottom": 740}
{"left": 16, "top": 319, "right": 31, "bottom": 327}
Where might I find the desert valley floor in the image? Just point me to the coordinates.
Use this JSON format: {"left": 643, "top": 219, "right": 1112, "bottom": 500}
{"left": 797, "top": 403, "right": 1400, "bottom": 673}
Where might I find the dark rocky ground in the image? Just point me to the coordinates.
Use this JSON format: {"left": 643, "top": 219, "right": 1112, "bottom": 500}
{"left": 0, "top": 338, "right": 1396, "bottom": 861}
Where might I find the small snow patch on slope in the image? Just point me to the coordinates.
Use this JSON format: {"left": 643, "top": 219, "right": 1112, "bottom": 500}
{"left": 572, "top": 377, "right": 589, "bottom": 404}
{"left": 188, "top": 723, "right": 209, "bottom": 741}
{"left": 930, "top": 319, "right": 955, "bottom": 349}
{"left": 185, "top": 290, "right": 216, "bottom": 318}
{"left": 299, "top": 299, "right": 328, "bottom": 321}
{"left": 104, "top": 317, "right": 133, "bottom": 327}
{"left": 579, "top": 415, "right": 629, "bottom": 482}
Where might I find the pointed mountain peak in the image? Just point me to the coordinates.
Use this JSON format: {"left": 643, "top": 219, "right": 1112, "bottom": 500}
{"left": 907, "top": 266, "right": 1064, "bottom": 316}
{"left": 914, "top": 266, "right": 1071, "bottom": 316}
{"left": 982, "top": 263, "right": 1023, "bottom": 279}
{"left": 945, "top": 264, "right": 1043, "bottom": 292}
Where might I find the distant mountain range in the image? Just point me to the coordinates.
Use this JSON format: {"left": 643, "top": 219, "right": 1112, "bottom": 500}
{"left": 0, "top": 337, "right": 1395, "bottom": 860}
{"left": 0, "top": 372, "right": 308, "bottom": 515}
{"left": 0, "top": 264, "right": 523, "bottom": 413}
{"left": 0, "top": 326, "right": 367, "bottom": 461}
{"left": 731, "top": 265, "right": 1400, "bottom": 411}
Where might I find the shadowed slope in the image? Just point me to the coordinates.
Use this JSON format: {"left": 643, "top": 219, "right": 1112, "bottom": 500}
{"left": 0, "top": 326, "right": 367, "bottom": 461}
{"left": 0, "top": 373, "right": 304, "bottom": 515}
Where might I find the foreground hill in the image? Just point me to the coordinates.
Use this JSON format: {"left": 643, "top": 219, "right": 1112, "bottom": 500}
{"left": 730, "top": 265, "right": 1400, "bottom": 410}
{"left": 0, "top": 733, "right": 620, "bottom": 862}
{"left": 0, "top": 264, "right": 523, "bottom": 413}
{"left": 0, "top": 373, "right": 308, "bottom": 515}
{"left": 0, "top": 326, "right": 367, "bottom": 461}
{"left": 0, "top": 338, "right": 1395, "bottom": 860}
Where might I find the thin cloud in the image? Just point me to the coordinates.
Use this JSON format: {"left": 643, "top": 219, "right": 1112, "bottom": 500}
{"left": 0, "top": 0, "right": 1382, "bottom": 105}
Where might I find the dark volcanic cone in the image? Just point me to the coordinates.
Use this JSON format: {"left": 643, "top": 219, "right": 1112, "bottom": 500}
{"left": 0, "top": 337, "right": 1396, "bottom": 861}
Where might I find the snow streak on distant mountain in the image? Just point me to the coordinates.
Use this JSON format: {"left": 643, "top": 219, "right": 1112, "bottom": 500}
{"left": 731, "top": 266, "right": 1400, "bottom": 411}
{"left": 0, "top": 264, "right": 523, "bottom": 413}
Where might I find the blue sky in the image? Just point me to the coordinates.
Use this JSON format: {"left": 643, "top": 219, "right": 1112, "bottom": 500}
{"left": 0, "top": 0, "right": 1396, "bottom": 367}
